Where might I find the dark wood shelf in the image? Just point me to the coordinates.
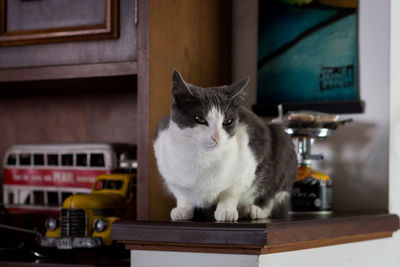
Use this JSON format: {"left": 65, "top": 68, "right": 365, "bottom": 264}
{"left": 0, "top": 61, "right": 138, "bottom": 82}
{"left": 111, "top": 213, "right": 399, "bottom": 255}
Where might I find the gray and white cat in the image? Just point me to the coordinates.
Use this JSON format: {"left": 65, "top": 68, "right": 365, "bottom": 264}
{"left": 153, "top": 70, "right": 297, "bottom": 222}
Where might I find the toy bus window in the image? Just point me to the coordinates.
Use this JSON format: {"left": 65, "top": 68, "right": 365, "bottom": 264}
{"left": 47, "top": 154, "right": 58, "bottom": 166}
{"left": 33, "top": 191, "right": 45, "bottom": 205}
{"left": 94, "top": 179, "right": 122, "bottom": 190}
{"left": 61, "top": 154, "right": 73, "bottom": 166}
{"left": 23, "top": 193, "right": 31, "bottom": 204}
{"left": 90, "top": 153, "right": 105, "bottom": 167}
{"left": 47, "top": 192, "right": 59, "bottom": 206}
{"left": 19, "top": 153, "right": 31, "bottom": 166}
{"left": 61, "top": 192, "right": 72, "bottom": 202}
{"left": 106, "top": 180, "right": 122, "bottom": 190}
{"left": 76, "top": 153, "right": 87, "bottom": 167}
{"left": 8, "top": 192, "right": 14, "bottom": 204}
{"left": 22, "top": 190, "right": 32, "bottom": 204}
{"left": 6, "top": 154, "right": 17, "bottom": 165}
{"left": 94, "top": 180, "right": 104, "bottom": 190}
{"left": 34, "top": 154, "right": 45, "bottom": 166}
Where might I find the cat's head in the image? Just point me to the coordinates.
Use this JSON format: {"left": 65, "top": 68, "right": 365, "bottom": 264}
{"left": 170, "top": 69, "right": 249, "bottom": 151}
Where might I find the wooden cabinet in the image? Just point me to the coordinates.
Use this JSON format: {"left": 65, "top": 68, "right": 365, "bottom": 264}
{"left": 0, "top": 0, "right": 119, "bottom": 46}
{"left": 0, "top": 0, "right": 231, "bottom": 220}
{"left": 0, "top": 0, "right": 137, "bottom": 80}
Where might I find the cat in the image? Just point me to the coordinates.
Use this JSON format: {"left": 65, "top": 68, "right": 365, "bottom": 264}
{"left": 153, "top": 70, "right": 298, "bottom": 222}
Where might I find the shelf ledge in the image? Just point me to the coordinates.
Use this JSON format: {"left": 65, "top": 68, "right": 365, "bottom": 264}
{"left": 0, "top": 61, "right": 138, "bottom": 82}
{"left": 111, "top": 213, "right": 399, "bottom": 255}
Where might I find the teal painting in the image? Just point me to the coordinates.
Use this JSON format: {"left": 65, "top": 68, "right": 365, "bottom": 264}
{"left": 257, "top": 0, "right": 358, "bottom": 108}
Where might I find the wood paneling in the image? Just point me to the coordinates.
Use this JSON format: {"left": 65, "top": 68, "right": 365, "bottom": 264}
{"left": 112, "top": 213, "right": 400, "bottom": 254}
{"left": 136, "top": 0, "right": 231, "bottom": 220}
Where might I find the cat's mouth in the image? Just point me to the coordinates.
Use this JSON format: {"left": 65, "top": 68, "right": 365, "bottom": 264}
{"left": 204, "top": 142, "right": 218, "bottom": 150}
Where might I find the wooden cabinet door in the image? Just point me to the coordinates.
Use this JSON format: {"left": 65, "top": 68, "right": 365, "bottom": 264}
{"left": 0, "top": 0, "right": 118, "bottom": 46}
{"left": 0, "top": 0, "right": 137, "bottom": 71}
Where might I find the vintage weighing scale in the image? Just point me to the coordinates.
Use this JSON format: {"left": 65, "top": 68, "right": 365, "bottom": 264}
{"left": 283, "top": 111, "right": 352, "bottom": 213}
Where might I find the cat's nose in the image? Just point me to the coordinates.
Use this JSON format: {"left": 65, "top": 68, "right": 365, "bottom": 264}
{"left": 211, "top": 135, "right": 219, "bottom": 144}
{"left": 210, "top": 130, "right": 220, "bottom": 144}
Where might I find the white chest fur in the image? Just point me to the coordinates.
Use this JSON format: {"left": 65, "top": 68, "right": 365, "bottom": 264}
{"left": 154, "top": 120, "right": 257, "bottom": 208}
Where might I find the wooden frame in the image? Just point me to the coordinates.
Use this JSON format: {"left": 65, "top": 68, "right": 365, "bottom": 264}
{"left": 136, "top": 0, "right": 150, "bottom": 220}
{"left": 0, "top": 0, "right": 119, "bottom": 47}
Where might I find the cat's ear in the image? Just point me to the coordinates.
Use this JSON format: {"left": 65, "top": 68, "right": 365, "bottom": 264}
{"left": 226, "top": 77, "right": 250, "bottom": 99}
{"left": 172, "top": 69, "right": 193, "bottom": 96}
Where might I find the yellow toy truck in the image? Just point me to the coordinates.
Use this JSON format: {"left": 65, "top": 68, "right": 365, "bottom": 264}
{"left": 40, "top": 173, "right": 136, "bottom": 249}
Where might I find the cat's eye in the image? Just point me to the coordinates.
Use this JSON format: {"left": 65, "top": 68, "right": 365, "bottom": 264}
{"left": 223, "top": 119, "right": 233, "bottom": 126}
{"left": 194, "top": 116, "right": 207, "bottom": 125}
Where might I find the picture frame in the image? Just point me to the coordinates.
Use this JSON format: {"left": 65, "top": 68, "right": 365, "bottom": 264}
{"left": 254, "top": 0, "right": 363, "bottom": 116}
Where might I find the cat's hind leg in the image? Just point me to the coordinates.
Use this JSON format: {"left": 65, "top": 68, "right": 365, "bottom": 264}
{"left": 245, "top": 191, "right": 290, "bottom": 219}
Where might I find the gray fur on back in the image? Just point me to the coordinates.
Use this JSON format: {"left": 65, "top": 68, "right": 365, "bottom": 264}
{"left": 238, "top": 106, "right": 298, "bottom": 216}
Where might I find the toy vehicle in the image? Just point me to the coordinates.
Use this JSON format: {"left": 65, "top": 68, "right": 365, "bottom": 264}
{"left": 40, "top": 173, "right": 136, "bottom": 249}
{"left": 3, "top": 143, "right": 136, "bottom": 218}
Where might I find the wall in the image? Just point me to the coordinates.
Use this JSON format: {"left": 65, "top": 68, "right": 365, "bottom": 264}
{"left": 390, "top": 0, "right": 400, "bottom": 218}
{"left": 388, "top": 0, "right": 400, "bottom": 262}
{"left": 232, "top": 0, "right": 390, "bottom": 212}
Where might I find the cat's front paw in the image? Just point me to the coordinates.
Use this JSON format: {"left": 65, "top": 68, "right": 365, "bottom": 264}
{"left": 214, "top": 206, "right": 239, "bottom": 222}
{"left": 170, "top": 206, "right": 194, "bottom": 221}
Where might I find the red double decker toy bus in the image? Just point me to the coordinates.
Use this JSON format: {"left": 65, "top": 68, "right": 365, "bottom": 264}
{"left": 2, "top": 143, "right": 136, "bottom": 217}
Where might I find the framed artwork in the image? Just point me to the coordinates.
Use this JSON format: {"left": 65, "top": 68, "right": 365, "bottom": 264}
{"left": 0, "top": 0, "right": 118, "bottom": 47}
{"left": 254, "top": 0, "right": 362, "bottom": 116}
